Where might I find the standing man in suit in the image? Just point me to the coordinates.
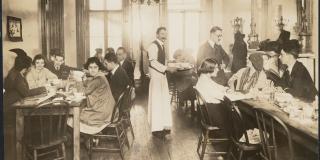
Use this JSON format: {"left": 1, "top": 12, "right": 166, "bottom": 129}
{"left": 147, "top": 27, "right": 178, "bottom": 137}
{"left": 279, "top": 40, "right": 317, "bottom": 102}
{"left": 116, "top": 47, "right": 134, "bottom": 85}
{"left": 104, "top": 53, "right": 131, "bottom": 101}
{"left": 197, "top": 26, "right": 230, "bottom": 69}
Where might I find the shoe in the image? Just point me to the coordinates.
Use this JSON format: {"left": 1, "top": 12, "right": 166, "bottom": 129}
{"left": 163, "top": 129, "right": 171, "bottom": 135}
{"left": 152, "top": 131, "right": 163, "bottom": 138}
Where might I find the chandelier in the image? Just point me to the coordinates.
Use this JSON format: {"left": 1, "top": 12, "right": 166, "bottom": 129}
{"left": 231, "top": 17, "right": 244, "bottom": 33}
{"left": 247, "top": 18, "right": 259, "bottom": 49}
{"left": 275, "top": 16, "right": 289, "bottom": 29}
{"left": 131, "top": 0, "right": 160, "bottom": 5}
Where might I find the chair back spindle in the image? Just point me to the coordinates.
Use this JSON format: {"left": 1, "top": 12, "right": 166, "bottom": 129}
{"left": 224, "top": 97, "right": 249, "bottom": 143}
{"left": 110, "top": 90, "right": 127, "bottom": 123}
{"left": 255, "top": 108, "right": 293, "bottom": 160}
{"left": 195, "top": 90, "right": 212, "bottom": 127}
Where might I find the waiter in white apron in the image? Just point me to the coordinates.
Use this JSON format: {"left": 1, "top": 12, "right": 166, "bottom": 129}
{"left": 147, "top": 27, "right": 177, "bottom": 137}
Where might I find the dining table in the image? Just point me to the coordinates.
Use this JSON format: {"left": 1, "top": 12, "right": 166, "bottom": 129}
{"left": 236, "top": 98, "right": 318, "bottom": 153}
{"left": 13, "top": 80, "right": 86, "bottom": 160}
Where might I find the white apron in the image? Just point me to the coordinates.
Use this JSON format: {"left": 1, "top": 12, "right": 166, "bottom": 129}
{"left": 147, "top": 67, "right": 172, "bottom": 132}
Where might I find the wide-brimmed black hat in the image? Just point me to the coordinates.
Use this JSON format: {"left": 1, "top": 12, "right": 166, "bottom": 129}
{"left": 257, "top": 39, "right": 271, "bottom": 51}
{"left": 9, "top": 48, "right": 27, "bottom": 57}
{"left": 282, "top": 39, "right": 301, "bottom": 56}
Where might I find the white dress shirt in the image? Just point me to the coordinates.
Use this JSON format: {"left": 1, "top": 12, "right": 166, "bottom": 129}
{"left": 111, "top": 64, "right": 120, "bottom": 75}
{"left": 147, "top": 38, "right": 167, "bottom": 73}
{"left": 120, "top": 60, "right": 125, "bottom": 66}
{"left": 287, "top": 60, "right": 296, "bottom": 75}
{"left": 208, "top": 39, "right": 216, "bottom": 49}
{"left": 195, "top": 74, "right": 228, "bottom": 104}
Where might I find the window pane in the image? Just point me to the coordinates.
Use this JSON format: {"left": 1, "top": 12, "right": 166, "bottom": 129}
{"left": 89, "top": 0, "right": 105, "bottom": 10}
{"left": 107, "top": 13, "right": 123, "bottom": 49}
{"left": 90, "top": 0, "right": 122, "bottom": 10}
{"left": 168, "top": 12, "right": 183, "bottom": 59}
{"left": 168, "top": 0, "right": 201, "bottom": 10}
{"left": 106, "top": 0, "right": 122, "bottom": 10}
{"left": 185, "top": 12, "right": 199, "bottom": 58}
{"left": 89, "top": 12, "right": 105, "bottom": 56}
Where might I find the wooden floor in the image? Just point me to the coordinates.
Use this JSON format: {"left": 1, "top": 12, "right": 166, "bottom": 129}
{"left": 67, "top": 87, "right": 206, "bottom": 160}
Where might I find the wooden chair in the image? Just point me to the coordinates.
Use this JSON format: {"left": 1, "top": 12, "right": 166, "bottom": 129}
{"left": 167, "top": 73, "right": 179, "bottom": 106}
{"left": 254, "top": 108, "right": 294, "bottom": 160}
{"left": 195, "top": 89, "right": 230, "bottom": 160}
{"left": 223, "top": 97, "right": 261, "bottom": 160}
{"left": 23, "top": 101, "right": 70, "bottom": 160}
{"left": 119, "top": 85, "right": 135, "bottom": 140}
{"left": 88, "top": 91, "right": 129, "bottom": 160}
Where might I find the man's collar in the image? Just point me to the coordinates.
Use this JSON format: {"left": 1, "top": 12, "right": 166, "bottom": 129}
{"left": 156, "top": 39, "right": 164, "bottom": 45}
{"left": 208, "top": 40, "right": 215, "bottom": 48}
{"left": 287, "top": 60, "right": 297, "bottom": 74}
{"left": 120, "top": 60, "right": 125, "bottom": 66}
{"left": 111, "top": 64, "right": 119, "bottom": 75}
{"left": 54, "top": 64, "right": 61, "bottom": 69}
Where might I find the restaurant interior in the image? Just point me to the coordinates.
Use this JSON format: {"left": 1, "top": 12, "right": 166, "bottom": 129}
{"left": 2, "top": 0, "right": 319, "bottom": 160}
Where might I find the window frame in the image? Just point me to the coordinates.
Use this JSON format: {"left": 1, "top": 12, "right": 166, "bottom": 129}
{"left": 88, "top": 0, "right": 124, "bottom": 56}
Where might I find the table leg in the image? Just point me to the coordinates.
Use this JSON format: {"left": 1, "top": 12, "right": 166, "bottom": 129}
{"left": 73, "top": 107, "right": 80, "bottom": 160}
{"left": 16, "top": 109, "right": 24, "bottom": 160}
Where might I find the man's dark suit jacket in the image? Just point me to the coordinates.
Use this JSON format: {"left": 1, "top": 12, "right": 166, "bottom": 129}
{"left": 46, "top": 62, "right": 72, "bottom": 80}
{"left": 197, "top": 42, "right": 230, "bottom": 68}
{"left": 281, "top": 61, "right": 317, "bottom": 102}
{"left": 121, "top": 59, "right": 134, "bottom": 85}
{"left": 107, "top": 66, "right": 131, "bottom": 101}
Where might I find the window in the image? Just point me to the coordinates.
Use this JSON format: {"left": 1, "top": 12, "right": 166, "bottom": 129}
{"left": 89, "top": 0, "right": 122, "bottom": 11}
{"left": 89, "top": 0, "right": 123, "bottom": 57}
{"left": 168, "top": 0, "right": 201, "bottom": 59}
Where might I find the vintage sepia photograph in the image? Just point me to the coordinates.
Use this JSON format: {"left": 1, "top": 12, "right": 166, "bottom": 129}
{"left": 2, "top": 0, "right": 319, "bottom": 160}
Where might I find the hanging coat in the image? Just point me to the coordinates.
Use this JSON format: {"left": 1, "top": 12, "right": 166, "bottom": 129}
{"left": 231, "top": 31, "right": 247, "bottom": 73}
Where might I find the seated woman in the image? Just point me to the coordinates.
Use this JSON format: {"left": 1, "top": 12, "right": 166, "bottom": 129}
{"left": 228, "top": 53, "right": 270, "bottom": 93}
{"left": 195, "top": 58, "right": 229, "bottom": 138}
{"left": 4, "top": 49, "right": 47, "bottom": 106}
{"left": 198, "top": 58, "right": 228, "bottom": 86}
{"left": 68, "top": 57, "right": 116, "bottom": 135}
{"left": 196, "top": 58, "right": 228, "bottom": 103}
{"left": 26, "top": 54, "right": 58, "bottom": 89}
{"left": 4, "top": 49, "right": 47, "bottom": 125}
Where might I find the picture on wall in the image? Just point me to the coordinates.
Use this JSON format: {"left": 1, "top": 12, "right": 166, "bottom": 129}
{"left": 7, "top": 16, "right": 23, "bottom": 42}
